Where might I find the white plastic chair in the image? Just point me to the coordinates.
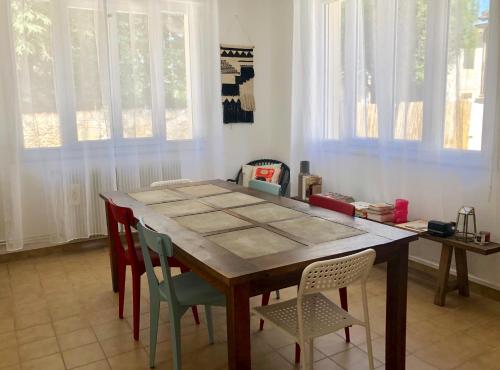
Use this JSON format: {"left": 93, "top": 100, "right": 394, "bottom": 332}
{"left": 254, "top": 249, "right": 376, "bottom": 370}
{"left": 150, "top": 179, "right": 192, "bottom": 187}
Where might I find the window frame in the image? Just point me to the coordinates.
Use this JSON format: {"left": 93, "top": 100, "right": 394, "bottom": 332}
{"left": 12, "top": 0, "right": 196, "bottom": 154}
{"left": 320, "top": 0, "right": 498, "bottom": 166}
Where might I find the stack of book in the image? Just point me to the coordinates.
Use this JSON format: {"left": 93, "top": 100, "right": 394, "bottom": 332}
{"left": 351, "top": 201, "right": 371, "bottom": 218}
{"left": 366, "top": 203, "right": 394, "bottom": 222}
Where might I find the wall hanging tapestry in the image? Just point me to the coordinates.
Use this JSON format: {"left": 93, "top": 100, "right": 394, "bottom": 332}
{"left": 220, "top": 44, "right": 255, "bottom": 124}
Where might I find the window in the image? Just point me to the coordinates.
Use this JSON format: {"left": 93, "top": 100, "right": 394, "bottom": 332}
{"left": 69, "top": 7, "right": 110, "bottom": 141}
{"left": 323, "top": 0, "right": 493, "bottom": 153}
{"left": 116, "top": 11, "right": 153, "bottom": 139}
{"left": 162, "top": 13, "right": 192, "bottom": 140}
{"left": 11, "top": 0, "right": 61, "bottom": 148}
{"left": 393, "top": 0, "right": 428, "bottom": 141}
{"left": 10, "top": 0, "right": 194, "bottom": 149}
{"left": 443, "top": 0, "right": 490, "bottom": 150}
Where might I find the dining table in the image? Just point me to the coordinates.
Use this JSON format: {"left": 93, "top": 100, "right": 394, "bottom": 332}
{"left": 100, "top": 179, "right": 418, "bottom": 370}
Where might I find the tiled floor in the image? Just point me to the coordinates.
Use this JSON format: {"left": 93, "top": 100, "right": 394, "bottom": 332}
{"left": 1, "top": 246, "right": 500, "bottom": 370}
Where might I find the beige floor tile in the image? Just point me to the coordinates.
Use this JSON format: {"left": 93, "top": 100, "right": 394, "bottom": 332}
{"left": 16, "top": 323, "right": 55, "bottom": 345}
{"left": 331, "top": 346, "right": 383, "bottom": 369}
{"left": 314, "top": 332, "right": 353, "bottom": 356}
{"left": 20, "top": 353, "right": 65, "bottom": 370}
{"left": 413, "top": 333, "right": 493, "bottom": 370}
{"left": 276, "top": 342, "right": 326, "bottom": 363}
{"left": 93, "top": 320, "right": 132, "bottom": 342}
{"left": 253, "top": 327, "right": 296, "bottom": 349}
{"left": 405, "top": 355, "right": 439, "bottom": 370}
{"left": 73, "top": 359, "right": 111, "bottom": 370}
{"left": 251, "top": 352, "right": 295, "bottom": 370}
{"left": 85, "top": 308, "right": 118, "bottom": 327}
{"left": 452, "top": 347, "right": 500, "bottom": 370}
{"left": 0, "top": 347, "right": 19, "bottom": 368}
{"left": 14, "top": 309, "right": 51, "bottom": 330}
{"left": 314, "top": 357, "right": 344, "bottom": 370}
{"left": 53, "top": 315, "right": 90, "bottom": 336}
{"left": 62, "top": 342, "right": 105, "bottom": 369}
{"left": 0, "top": 318, "right": 15, "bottom": 334}
{"left": 107, "top": 348, "right": 150, "bottom": 370}
{"left": 138, "top": 323, "right": 170, "bottom": 347}
{"left": 58, "top": 328, "right": 97, "bottom": 351}
{"left": 18, "top": 337, "right": 59, "bottom": 363}
{"left": 0, "top": 331, "right": 18, "bottom": 350}
{"left": 99, "top": 333, "right": 142, "bottom": 358}
{"left": 2, "top": 246, "right": 500, "bottom": 370}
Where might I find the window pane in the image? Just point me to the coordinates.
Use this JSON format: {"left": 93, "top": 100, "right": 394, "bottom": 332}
{"left": 355, "top": 0, "right": 378, "bottom": 138}
{"left": 162, "top": 13, "right": 192, "bottom": 140}
{"left": 393, "top": 0, "right": 427, "bottom": 141}
{"left": 11, "top": 0, "right": 61, "bottom": 148}
{"left": 444, "top": 0, "right": 489, "bottom": 150}
{"left": 117, "top": 12, "right": 153, "bottom": 138}
{"left": 324, "top": 1, "right": 346, "bottom": 140}
{"left": 69, "top": 7, "right": 109, "bottom": 141}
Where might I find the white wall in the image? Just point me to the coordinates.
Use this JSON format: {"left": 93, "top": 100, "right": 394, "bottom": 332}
{"left": 219, "top": 0, "right": 293, "bottom": 179}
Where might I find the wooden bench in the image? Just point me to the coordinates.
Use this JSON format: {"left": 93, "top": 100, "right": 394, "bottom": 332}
{"left": 420, "top": 233, "right": 500, "bottom": 306}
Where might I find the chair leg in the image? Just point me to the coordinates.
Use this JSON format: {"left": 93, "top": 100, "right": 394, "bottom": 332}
{"left": 259, "top": 292, "right": 271, "bottom": 331}
{"left": 294, "top": 343, "right": 301, "bottom": 364}
{"left": 308, "top": 339, "right": 314, "bottom": 369}
{"left": 205, "top": 305, "right": 215, "bottom": 344}
{"left": 299, "top": 340, "right": 309, "bottom": 370}
{"left": 170, "top": 317, "right": 182, "bottom": 370}
{"left": 132, "top": 273, "right": 141, "bottom": 340}
{"left": 179, "top": 266, "right": 200, "bottom": 325}
{"left": 339, "top": 287, "right": 350, "bottom": 342}
{"left": 118, "top": 263, "right": 126, "bottom": 319}
{"left": 149, "top": 297, "right": 160, "bottom": 368}
{"left": 365, "top": 324, "right": 375, "bottom": 370}
{"left": 275, "top": 290, "right": 280, "bottom": 300}
{"left": 191, "top": 306, "right": 200, "bottom": 325}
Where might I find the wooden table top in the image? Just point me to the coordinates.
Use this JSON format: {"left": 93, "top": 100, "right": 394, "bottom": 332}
{"left": 101, "top": 180, "right": 417, "bottom": 287}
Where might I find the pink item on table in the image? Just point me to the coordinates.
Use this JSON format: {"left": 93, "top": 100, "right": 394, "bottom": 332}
{"left": 394, "top": 198, "right": 408, "bottom": 224}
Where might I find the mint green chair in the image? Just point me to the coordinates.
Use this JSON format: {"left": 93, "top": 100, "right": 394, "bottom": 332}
{"left": 248, "top": 179, "right": 281, "bottom": 196}
{"left": 137, "top": 219, "right": 226, "bottom": 369}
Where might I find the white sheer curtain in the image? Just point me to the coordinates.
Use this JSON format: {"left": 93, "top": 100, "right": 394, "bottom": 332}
{"left": 292, "top": 0, "right": 500, "bottom": 279}
{"left": 0, "top": 0, "right": 222, "bottom": 251}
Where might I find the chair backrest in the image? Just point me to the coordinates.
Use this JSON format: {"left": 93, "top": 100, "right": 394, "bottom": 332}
{"left": 298, "top": 249, "right": 376, "bottom": 297}
{"left": 150, "top": 179, "right": 192, "bottom": 187}
{"left": 106, "top": 200, "right": 140, "bottom": 264}
{"left": 248, "top": 179, "right": 281, "bottom": 196}
{"left": 234, "top": 159, "right": 290, "bottom": 196}
{"left": 309, "top": 194, "right": 355, "bottom": 217}
{"left": 136, "top": 219, "right": 178, "bottom": 305}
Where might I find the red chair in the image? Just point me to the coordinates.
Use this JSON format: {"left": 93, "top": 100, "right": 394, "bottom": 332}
{"left": 105, "top": 200, "right": 200, "bottom": 340}
{"left": 292, "top": 194, "right": 355, "bottom": 363}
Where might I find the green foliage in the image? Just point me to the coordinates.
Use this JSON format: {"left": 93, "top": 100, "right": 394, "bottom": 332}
{"left": 162, "top": 14, "right": 188, "bottom": 110}
{"left": 11, "top": 1, "right": 189, "bottom": 113}
{"left": 448, "top": 0, "right": 481, "bottom": 66}
{"left": 11, "top": 0, "right": 56, "bottom": 112}
{"left": 414, "top": 0, "right": 427, "bottom": 85}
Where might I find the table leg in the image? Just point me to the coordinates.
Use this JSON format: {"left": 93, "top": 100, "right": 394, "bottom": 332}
{"left": 226, "top": 283, "right": 251, "bottom": 370}
{"left": 105, "top": 203, "right": 118, "bottom": 292}
{"left": 386, "top": 243, "right": 409, "bottom": 370}
{"left": 455, "top": 249, "right": 470, "bottom": 297}
{"left": 434, "top": 244, "right": 453, "bottom": 306}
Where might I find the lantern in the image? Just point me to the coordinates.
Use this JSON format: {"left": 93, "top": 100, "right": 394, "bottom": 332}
{"left": 455, "top": 206, "right": 477, "bottom": 241}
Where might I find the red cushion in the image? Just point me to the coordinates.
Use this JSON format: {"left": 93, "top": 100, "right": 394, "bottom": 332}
{"left": 309, "top": 194, "right": 355, "bottom": 217}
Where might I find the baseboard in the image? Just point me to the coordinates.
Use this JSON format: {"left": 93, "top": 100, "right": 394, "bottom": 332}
{"left": 408, "top": 256, "right": 500, "bottom": 302}
{"left": 0, "top": 236, "right": 108, "bottom": 263}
